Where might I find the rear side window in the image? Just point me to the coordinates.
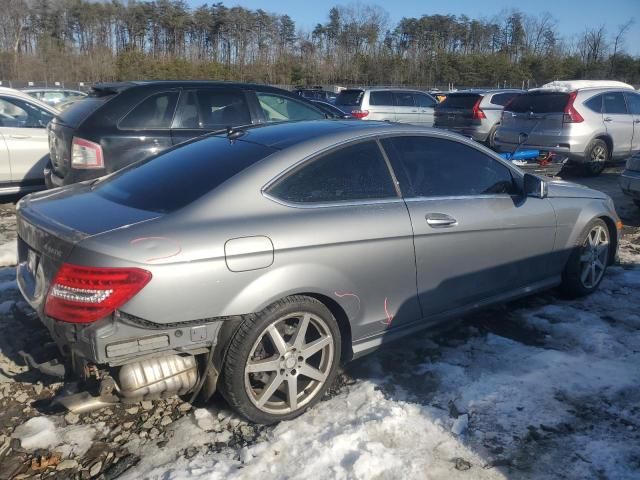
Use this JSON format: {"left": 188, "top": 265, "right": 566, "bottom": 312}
{"left": 268, "top": 141, "right": 396, "bottom": 203}
{"left": 394, "top": 91, "right": 415, "bottom": 107}
{"left": 174, "top": 89, "right": 251, "bottom": 129}
{"left": 336, "top": 89, "right": 364, "bottom": 106}
{"left": 625, "top": 93, "right": 640, "bottom": 115}
{"left": 585, "top": 94, "right": 603, "bottom": 113}
{"left": 439, "top": 94, "right": 481, "bottom": 109}
{"left": 603, "top": 92, "right": 628, "bottom": 114}
{"left": 507, "top": 92, "right": 569, "bottom": 113}
{"left": 490, "top": 92, "right": 519, "bottom": 106}
{"left": 94, "top": 137, "right": 275, "bottom": 213}
{"left": 369, "top": 91, "right": 394, "bottom": 106}
{"left": 381, "top": 136, "right": 515, "bottom": 197}
{"left": 256, "top": 93, "right": 324, "bottom": 123}
{"left": 119, "top": 91, "right": 179, "bottom": 129}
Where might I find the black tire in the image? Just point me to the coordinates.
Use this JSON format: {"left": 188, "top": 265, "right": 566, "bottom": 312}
{"left": 582, "top": 139, "right": 608, "bottom": 176}
{"left": 560, "top": 218, "right": 610, "bottom": 297}
{"left": 485, "top": 124, "right": 499, "bottom": 149}
{"left": 219, "top": 295, "right": 341, "bottom": 424}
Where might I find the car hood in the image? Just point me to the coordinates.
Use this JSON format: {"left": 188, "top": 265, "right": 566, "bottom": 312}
{"left": 545, "top": 179, "right": 608, "bottom": 200}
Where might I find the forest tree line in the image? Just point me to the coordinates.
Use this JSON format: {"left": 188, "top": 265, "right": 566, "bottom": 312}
{"left": 0, "top": 0, "right": 638, "bottom": 88}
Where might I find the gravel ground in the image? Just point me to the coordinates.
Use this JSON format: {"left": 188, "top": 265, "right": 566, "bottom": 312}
{"left": 0, "top": 165, "right": 638, "bottom": 479}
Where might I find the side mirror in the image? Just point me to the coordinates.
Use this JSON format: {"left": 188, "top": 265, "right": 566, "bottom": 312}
{"left": 524, "top": 173, "right": 547, "bottom": 199}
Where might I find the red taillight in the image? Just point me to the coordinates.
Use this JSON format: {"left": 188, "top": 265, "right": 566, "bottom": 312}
{"left": 71, "top": 137, "right": 104, "bottom": 169}
{"left": 563, "top": 91, "right": 584, "bottom": 124}
{"left": 351, "top": 109, "right": 369, "bottom": 119}
{"left": 45, "top": 264, "right": 152, "bottom": 323}
{"left": 472, "top": 98, "right": 486, "bottom": 120}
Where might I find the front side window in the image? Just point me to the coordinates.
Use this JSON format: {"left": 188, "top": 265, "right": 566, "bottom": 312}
{"left": 381, "top": 136, "right": 516, "bottom": 197}
{"left": 119, "top": 91, "right": 179, "bottom": 129}
{"left": 0, "top": 96, "right": 52, "bottom": 128}
{"left": 256, "top": 93, "right": 324, "bottom": 123}
{"left": 624, "top": 92, "right": 640, "bottom": 115}
{"left": 394, "top": 91, "right": 415, "bottom": 107}
{"left": 268, "top": 141, "right": 397, "bottom": 203}
{"left": 603, "top": 92, "right": 628, "bottom": 115}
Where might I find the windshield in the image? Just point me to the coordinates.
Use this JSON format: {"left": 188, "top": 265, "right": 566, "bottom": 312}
{"left": 94, "top": 136, "right": 276, "bottom": 213}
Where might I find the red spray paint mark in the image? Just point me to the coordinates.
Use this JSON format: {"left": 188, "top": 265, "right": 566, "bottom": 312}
{"left": 334, "top": 291, "right": 361, "bottom": 313}
{"left": 383, "top": 297, "right": 394, "bottom": 326}
{"left": 130, "top": 236, "right": 182, "bottom": 263}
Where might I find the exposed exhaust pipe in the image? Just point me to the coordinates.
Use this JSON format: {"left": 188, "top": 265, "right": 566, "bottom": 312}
{"left": 47, "top": 354, "right": 201, "bottom": 414}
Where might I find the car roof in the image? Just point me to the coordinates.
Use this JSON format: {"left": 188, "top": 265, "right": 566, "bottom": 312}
{"left": 539, "top": 80, "right": 634, "bottom": 91}
{"left": 447, "top": 89, "right": 523, "bottom": 95}
{"left": 22, "top": 88, "right": 85, "bottom": 92}
{"left": 214, "top": 119, "right": 470, "bottom": 150}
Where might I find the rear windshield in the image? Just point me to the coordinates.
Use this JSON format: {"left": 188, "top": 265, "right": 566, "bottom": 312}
{"left": 55, "top": 95, "right": 113, "bottom": 127}
{"left": 438, "top": 94, "right": 481, "bottom": 109}
{"left": 336, "top": 89, "right": 364, "bottom": 106}
{"left": 507, "top": 92, "right": 569, "bottom": 114}
{"left": 93, "top": 136, "right": 275, "bottom": 213}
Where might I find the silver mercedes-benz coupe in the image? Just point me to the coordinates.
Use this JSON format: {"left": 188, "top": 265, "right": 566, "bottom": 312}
{"left": 16, "top": 120, "right": 621, "bottom": 424}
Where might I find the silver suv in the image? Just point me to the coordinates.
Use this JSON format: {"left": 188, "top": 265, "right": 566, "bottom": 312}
{"left": 334, "top": 88, "right": 437, "bottom": 126}
{"left": 495, "top": 81, "right": 640, "bottom": 175}
{"left": 434, "top": 89, "right": 523, "bottom": 147}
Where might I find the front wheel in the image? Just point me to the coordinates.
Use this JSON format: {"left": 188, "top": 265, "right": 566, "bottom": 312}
{"left": 219, "top": 296, "right": 341, "bottom": 424}
{"left": 561, "top": 218, "right": 610, "bottom": 297}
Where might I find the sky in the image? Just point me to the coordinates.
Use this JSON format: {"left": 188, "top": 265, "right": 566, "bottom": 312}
{"left": 191, "top": 0, "right": 640, "bottom": 55}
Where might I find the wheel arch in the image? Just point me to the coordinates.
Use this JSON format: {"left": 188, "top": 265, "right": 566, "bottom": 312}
{"left": 598, "top": 215, "right": 619, "bottom": 265}
{"left": 300, "top": 292, "right": 353, "bottom": 363}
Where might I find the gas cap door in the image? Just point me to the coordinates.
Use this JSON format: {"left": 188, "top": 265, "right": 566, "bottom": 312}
{"left": 224, "top": 236, "right": 274, "bottom": 272}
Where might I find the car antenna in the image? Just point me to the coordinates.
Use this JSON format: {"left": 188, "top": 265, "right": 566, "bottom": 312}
{"left": 226, "top": 126, "right": 246, "bottom": 141}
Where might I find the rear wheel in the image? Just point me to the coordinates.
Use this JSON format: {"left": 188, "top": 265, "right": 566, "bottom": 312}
{"left": 582, "top": 139, "right": 608, "bottom": 176}
{"left": 561, "top": 218, "right": 610, "bottom": 297}
{"left": 486, "top": 124, "right": 499, "bottom": 149}
{"left": 219, "top": 296, "right": 341, "bottom": 424}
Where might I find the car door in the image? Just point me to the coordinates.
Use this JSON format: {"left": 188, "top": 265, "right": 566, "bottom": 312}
{"left": 366, "top": 91, "right": 396, "bottom": 122}
{"left": 0, "top": 132, "right": 9, "bottom": 183}
{"left": 602, "top": 91, "right": 633, "bottom": 159}
{"left": 0, "top": 95, "right": 52, "bottom": 184}
{"left": 171, "top": 88, "right": 254, "bottom": 145}
{"left": 381, "top": 135, "right": 557, "bottom": 320}
{"left": 415, "top": 92, "right": 437, "bottom": 127}
{"left": 624, "top": 92, "right": 640, "bottom": 153}
{"left": 265, "top": 140, "right": 421, "bottom": 340}
{"left": 393, "top": 91, "right": 419, "bottom": 124}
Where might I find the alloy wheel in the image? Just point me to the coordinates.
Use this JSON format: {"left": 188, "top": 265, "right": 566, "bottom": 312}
{"left": 579, "top": 225, "right": 609, "bottom": 288}
{"left": 244, "top": 312, "right": 334, "bottom": 415}
{"left": 590, "top": 145, "right": 607, "bottom": 164}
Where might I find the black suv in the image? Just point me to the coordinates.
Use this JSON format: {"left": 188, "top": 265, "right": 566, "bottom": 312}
{"left": 45, "top": 81, "right": 327, "bottom": 187}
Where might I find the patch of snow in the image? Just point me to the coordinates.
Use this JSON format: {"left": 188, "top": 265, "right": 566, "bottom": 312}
{"left": 12, "top": 416, "right": 107, "bottom": 458}
{"left": 0, "top": 239, "right": 16, "bottom": 267}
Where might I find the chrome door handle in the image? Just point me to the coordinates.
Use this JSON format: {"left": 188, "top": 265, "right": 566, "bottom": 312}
{"left": 411, "top": 109, "right": 418, "bottom": 113}
{"left": 635, "top": 119, "right": 640, "bottom": 124}
{"left": 604, "top": 117, "right": 613, "bottom": 122}
{"left": 426, "top": 213, "right": 458, "bottom": 228}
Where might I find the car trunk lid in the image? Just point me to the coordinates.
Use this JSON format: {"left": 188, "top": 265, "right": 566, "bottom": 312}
{"left": 499, "top": 91, "right": 570, "bottom": 145}
{"left": 16, "top": 186, "right": 161, "bottom": 313}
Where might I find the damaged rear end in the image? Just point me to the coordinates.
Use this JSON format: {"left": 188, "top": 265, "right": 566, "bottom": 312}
{"left": 16, "top": 187, "right": 221, "bottom": 413}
